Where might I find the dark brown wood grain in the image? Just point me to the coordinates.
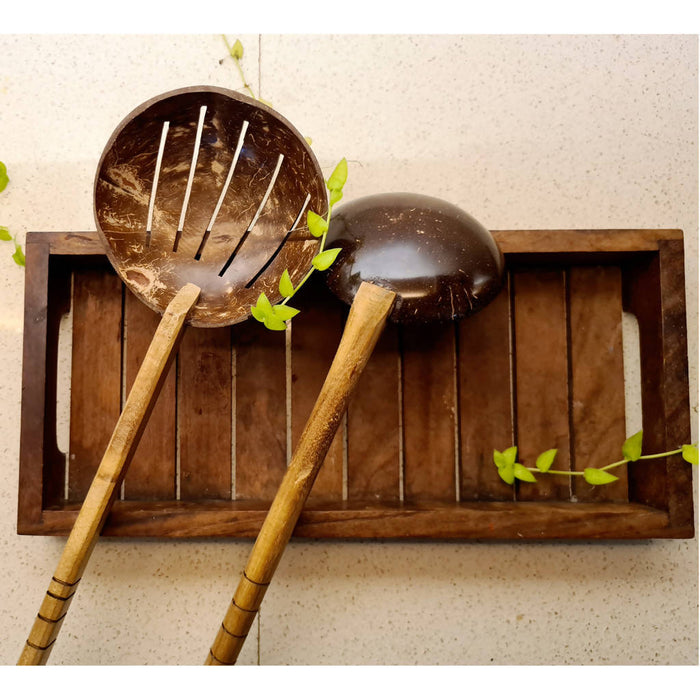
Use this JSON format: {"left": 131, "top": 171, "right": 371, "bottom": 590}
{"left": 32, "top": 499, "right": 684, "bottom": 540}
{"left": 46, "top": 231, "right": 106, "bottom": 255}
{"left": 38, "top": 228, "right": 684, "bottom": 258}
{"left": 346, "top": 323, "right": 401, "bottom": 501}
{"left": 233, "top": 318, "right": 287, "bottom": 500}
{"left": 17, "top": 230, "right": 694, "bottom": 540}
{"left": 494, "top": 229, "right": 682, "bottom": 254}
{"left": 512, "top": 269, "right": 572, "bottom": 500}
{"left": 122, "top": 291, "right": 177, "bottom": 499}
{"left": 657, "top": 241, "right": 693, "bottom": 528}
{"left": 178, "top": 326, "right": 233, "bottom": 500}
{"left": 290, "top": 278, "right": 346, "bottom": 501}
{"left": 568, "top": 266, "right": 628, "bottom": 502}
{"left": 17, "top": 240, "right": 52, "bottom": 531}
{"left": 622, "top": 243, "right": 693, "bottom": 525}
{"left": 401, "top": 322, "right": 457, "bottom": 502}
{"left": 458, "top": 283, "right": 515, "bottom": 501}
{"left": 67, "top": 264, "right": 123, "bottom": 502}
{"left": 622, "top": 254, "right": 668, "bottom": 510}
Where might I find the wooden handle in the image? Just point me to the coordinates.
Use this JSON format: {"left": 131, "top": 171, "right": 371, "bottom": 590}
{"left": 18, "top": 283, "right": 201, "bottom": 665}
{"left": 206, "top": 281, "right": 396, "bottom": 665}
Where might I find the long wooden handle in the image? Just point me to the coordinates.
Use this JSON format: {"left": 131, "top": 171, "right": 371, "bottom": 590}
{"left": 206, "top": 281, "right": 396, "bottom": 665}
{"left": 18, "top": 283, "right": 201, "bottom": 665}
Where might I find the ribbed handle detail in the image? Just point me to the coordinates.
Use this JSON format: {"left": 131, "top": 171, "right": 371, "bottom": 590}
{"left": 206, "top": 282, "right": 396, "bottom": 665}
{"left": 18, "top": 284, "right": 201, "bottom": 665}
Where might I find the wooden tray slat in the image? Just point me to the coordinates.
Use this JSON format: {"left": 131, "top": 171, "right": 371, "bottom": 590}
{"left": 178, "top": 327, "right": 232, "bottom": 500}
{"left": 290, "top": 283, "right": 346, "bottom": 501}
{"left": 346, "top": 324, "right": 402, "bottom": 501}
{"left": 401, "top": 323, "right": 458, "bottom": 502}
{"left": 457, "top": 284, "right": 515, "bottom": 501}
{"left": 233, "top": 319, "right": 287, "bottom": 500}
{"left": 512, "top": 269, "right": 572, "bottom": 501}
{"left": 122, "top": 291, "right": 178, "bottom": 500}
{"left": 67, "top": 265, "right": 123, "bottom": 502}
{"left": 568, "top": 266, "right": 628, "bottom": 502}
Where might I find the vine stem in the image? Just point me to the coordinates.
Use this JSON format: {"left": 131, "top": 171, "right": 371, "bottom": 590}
{"left": 222, "top": 35, "right": 257, "bottom": 101}
{"left": 600, "top": 448, "right": 683, "bottom": 471}
{"left": 524, "top": 447, "right": 685, "bottom": 477}
{"left": 549, "top": 469, "right": 584, "bottom": 476}
{"left": 525, "top": 467, "right": 584, "bottom": 476}
{"left": 279, "top": 200, "right": 335, "bottom": 306}
{"left": 226, "top": 32, "right": 338, "bottom": 312}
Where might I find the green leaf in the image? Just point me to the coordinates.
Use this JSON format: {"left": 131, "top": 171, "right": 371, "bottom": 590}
{"left": 253, "top": 292, "right": 299, "bottom": 329}
{"left": 250, "top": 304, "right": 266, "bottom": 323}
{"left": 681, "top": 444, "right": 699, "bottom": 465}
{"left": 493, "top": 449, "right": 506, "bottom": 469}
{"left": 583, "top": 468, "right": 619, "bottom": 486}
{"left": 231, "top": 39, "right": 244, "bottom": 60}
{"left": 0, "top": 161, "right": 8, "bottom": 192}
{"left": 307, "top": 210, "right": 328, "bottom": 238}
{"left": 256, "top": 292, "right": 273, "bottom": 315}
{"left": 279, "top": 269, "right": 295, "bottom": 298}
{"left": 329, "top": 188, "right": 343, "bottom": 206}
{"left": 497, "top": 464, "right": 515, "bottom": 485}
{"left": 0, "top": 226, "right": 12, "bottom": 241}
{"left": 513, "top": 463, "right": 537, "bottom": 482}
{"left": 622, "top": 430, "right": 643, "bottom": 462}
{"left": 502, "top": 446, "right": 518, "bottom": 467}
{"left": 263, "top": 314, "right": 287, "bottom": 331}
{"left": 494, "top": 448, "right": 516, "bottom": 485}
{"left": 535, "top": 449, "right": 558, "bottom": 473}
{"left": 326, "top": 158, "right": 348, "bottom": 192}
{"left": 12, "top": 245, "right": 25, "bottom": 266}
{"left": 312, "top": 247, "right": 342, "bottom": 271}
{"left": 272, "top": 304, "right": 299, "bottom": 321}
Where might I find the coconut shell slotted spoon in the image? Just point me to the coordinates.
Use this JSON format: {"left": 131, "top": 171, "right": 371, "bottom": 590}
{"left": 206, "top": 192, "right": 505, "bottom": 665}
{"left": 18, "top": 86, "right": 327, "bottom": 665}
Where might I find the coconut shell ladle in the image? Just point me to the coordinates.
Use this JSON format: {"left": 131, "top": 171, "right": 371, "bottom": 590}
{"left": 18, "top": 86, "right": 327, "bottom": 665}
{"left": 206, "top": 191, "right": 505, "bottom": 664}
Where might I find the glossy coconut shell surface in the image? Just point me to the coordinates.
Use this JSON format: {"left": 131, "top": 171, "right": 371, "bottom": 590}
{"left": 94, "top": 86, "right": 327, "bottom": 327}
{"left": 325, "top": 193, "right": 505, "bottom": 323}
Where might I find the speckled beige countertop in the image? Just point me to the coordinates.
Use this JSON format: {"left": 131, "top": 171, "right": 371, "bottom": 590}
{"left": 0, "top": 34, "right": 697, "bottom": 665}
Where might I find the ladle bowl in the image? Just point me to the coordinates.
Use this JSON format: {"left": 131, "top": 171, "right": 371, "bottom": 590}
{"left": 325, "top": 192, "right": 504, "bottom": 323}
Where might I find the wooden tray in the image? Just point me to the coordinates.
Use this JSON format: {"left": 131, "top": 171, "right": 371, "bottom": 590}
{"left": 17, "top": 229, "right": 694, "bottom": 539}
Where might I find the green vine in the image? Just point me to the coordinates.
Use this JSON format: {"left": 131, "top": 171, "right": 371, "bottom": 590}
{"left": 221, "top": 35, "right": 273, "bottom": 110}
{"left": 494, "top": 430, "right": 698, "bottom": 486}
{"left": 220, "top": 37, "right": 347, "bottom": 331}
{"left": 0, "top": 161, "right": 25, "bottom": 266}
{"left": 250, "top": 159, "right": 347, "bottom": 331}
